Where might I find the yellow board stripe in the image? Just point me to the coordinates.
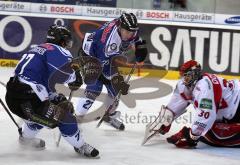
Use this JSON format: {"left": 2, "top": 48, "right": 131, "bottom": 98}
{"left": 1, "top": 58, "right": 239, "bottom": 80}
{"left": 0, "top": 59, "right": 18, "bottom": 67}
{"left": 118, "top": 67, "right": 240, "bottom": 80}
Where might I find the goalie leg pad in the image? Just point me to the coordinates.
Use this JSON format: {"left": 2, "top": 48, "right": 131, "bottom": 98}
{"left": 142, "top": 105, "right": 174, "bottom": 145}
{"left": 200, "top": 123, "right": 240, "bottom": 148}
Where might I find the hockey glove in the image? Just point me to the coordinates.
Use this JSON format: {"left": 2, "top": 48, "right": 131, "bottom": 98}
{"left": 71, "top": 56, "right": 102, "bottom": 85}
{"left": 135, "top": 39, "right": 148, "bottom": 63}
{"left": 49, "top": 93, "right": 74, "bottom": 113}
{"left": 111, "top": 75, "right": 130, "bottom": 95}
{"left": 167, "top": 126, "right": 199, "bottom": 148}
{"left": 49, "top": 93, "right": 67, "bottom": 105}
{"left": 68, "top": 71, "right": 83, "bottom": 91}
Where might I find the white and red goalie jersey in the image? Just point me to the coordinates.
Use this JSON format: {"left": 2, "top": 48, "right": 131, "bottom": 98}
{"left": 167, "top": 73, "right": 240, "bottom": 137}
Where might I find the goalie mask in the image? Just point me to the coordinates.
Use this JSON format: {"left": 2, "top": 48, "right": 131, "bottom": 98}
{"left": 179, "top": 60, "right": 202, "bottom": 88}
{"left": 46, "top": 24, "right": 73, "bottom": 49}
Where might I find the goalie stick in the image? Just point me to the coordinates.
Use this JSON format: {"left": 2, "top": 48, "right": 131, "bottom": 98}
{"left": 0, "top": 81, "right": 6, "bottom": 87}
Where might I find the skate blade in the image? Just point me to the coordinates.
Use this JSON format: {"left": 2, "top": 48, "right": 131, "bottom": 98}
{"left": 142, "top": 123, "right": 159, "bottom": 146}
{"left": 75, "top": 152, "right": 101, "bottom": 159}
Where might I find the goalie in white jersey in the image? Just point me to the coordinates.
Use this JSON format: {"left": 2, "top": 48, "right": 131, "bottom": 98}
{"left": 144, "top": 60, "right": 240, "bottom": 148}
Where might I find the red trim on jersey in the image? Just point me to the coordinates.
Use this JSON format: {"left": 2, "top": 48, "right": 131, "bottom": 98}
{"left": 203, "top": 73, "right": 222, "bottom": 111}
{"left": 180, "top": 92, "right": 192, "bottom": 101}
{"left": 194, "top": 100, "right": 198, "bottom": 108}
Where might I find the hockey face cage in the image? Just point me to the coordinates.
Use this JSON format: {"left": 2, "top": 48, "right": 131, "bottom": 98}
{"left": 180, "top": 60, "right": 202, "bottom": 87}
{"left": 182, "top": 67, "right": 202, "bottom": 87}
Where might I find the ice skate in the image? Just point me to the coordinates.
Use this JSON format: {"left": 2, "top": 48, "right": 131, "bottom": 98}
{"left": 103, "top": 111, "right": 125, "bottom": 131}
{"left": 19, "top": 136, "right": 45, "bottom": 150}
{"left": 74, "top": 142, "right": 99, "bottom": 158}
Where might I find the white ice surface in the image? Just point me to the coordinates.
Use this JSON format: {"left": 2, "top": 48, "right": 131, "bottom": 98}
{"left": 0, "top": 67, "right": 239, "bottom": 165}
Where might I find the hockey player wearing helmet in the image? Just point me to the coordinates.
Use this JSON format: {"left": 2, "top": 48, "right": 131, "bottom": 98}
{"left": 76, "top": 13, "right": 148, "bottom": 130}
{"left": 46, "top": 24, "right": 73, "bottom": 48}
{"left": 143, "top": 60, "right": 240, "bottom": 148}
{"left": 118, "top": 13, "right": 139, "bottom": 41}
{"left": 5, "top": 24, "right": 99, "bottom": 157}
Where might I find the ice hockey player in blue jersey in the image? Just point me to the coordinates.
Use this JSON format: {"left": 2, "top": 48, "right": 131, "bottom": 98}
{"left": 76, "top": 13, "right": 148, "bottom": 130}
{"left": 5, "top": 24, "right": 99, "bottom": 157}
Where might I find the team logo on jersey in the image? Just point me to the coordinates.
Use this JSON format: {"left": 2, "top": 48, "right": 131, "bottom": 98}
{"left": 200, "top": 98, "right": 212, "bottom": 110}
{"left": 105, "top": 43, "right": 118, "bottom": 54}
{"left": 110, "top": 43, "right": 117, "bottom": 50}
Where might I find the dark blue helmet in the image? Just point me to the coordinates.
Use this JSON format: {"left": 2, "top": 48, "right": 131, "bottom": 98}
{"left": 46, "top": 24, "right": 73, "bottom": 48}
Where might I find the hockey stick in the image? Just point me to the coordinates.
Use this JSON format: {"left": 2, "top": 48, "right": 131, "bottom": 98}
{"left": 56, "top": 90, "right": 74, "bottom": 147}
{"left": 96, "top": 63, "right": 137, "bottom": 128}
{"left": 0, "top": 81, "right": 6, "bottom": 87}
{"left": 0, "top": 98, "right": 22, "bottom": 136}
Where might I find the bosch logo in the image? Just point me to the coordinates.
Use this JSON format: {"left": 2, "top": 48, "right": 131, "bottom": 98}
{"left": 225, "top": 16, "right": 240, "bottom": 24}
{"left": 50, "top": 6, "right": 74, "bottom": 13}
{"left": 146, "top": 12, "right": 170, "bottom": 19}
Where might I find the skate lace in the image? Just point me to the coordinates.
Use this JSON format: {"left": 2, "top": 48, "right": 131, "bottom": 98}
{"left": 109, "top": 111, "right": 121, "bottom": 119}
{"left": 109, "top": 118, "right": 122, "bottom": 127}
{"left": 82, "top": 143, "right": 94, "bottom": 154}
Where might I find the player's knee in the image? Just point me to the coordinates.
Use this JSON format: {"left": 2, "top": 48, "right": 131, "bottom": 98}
{"left": 76, "top": 97, "right": 94, "bottom": 116}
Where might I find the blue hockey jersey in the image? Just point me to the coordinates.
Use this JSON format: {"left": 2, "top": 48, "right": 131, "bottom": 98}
{"left": 14, "top": 43, "right": 76, "bottom": 101}
{"left": 82, "top": 18, "right": 139, "bottom": 79}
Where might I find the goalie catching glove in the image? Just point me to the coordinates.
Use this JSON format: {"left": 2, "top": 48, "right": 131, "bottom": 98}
{"left": 167, "top": 126, "right": 199, "bottom": 148}
{"left": 135, "top": 39, "right": 148, "bottom": 63}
